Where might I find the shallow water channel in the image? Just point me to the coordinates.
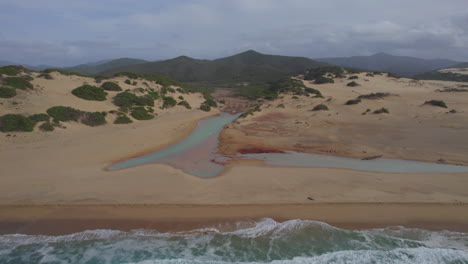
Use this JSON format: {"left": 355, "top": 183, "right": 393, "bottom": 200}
{"left": 108, "top": 113, "right": 468, "bottom": 177}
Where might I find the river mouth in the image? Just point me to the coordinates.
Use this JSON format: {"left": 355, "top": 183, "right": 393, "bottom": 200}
{"left": 108, "top": 113, "right": 468, "bottom": 177}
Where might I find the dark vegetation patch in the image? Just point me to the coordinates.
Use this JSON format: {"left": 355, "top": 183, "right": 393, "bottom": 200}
{"left": 387, "top": 72, "right": 400, "bottom": 78}
{"left": 39, "top": 122, "right": 54, "bottom": 131}
{"left": 348, "top": 75, "right": 359, "bottom": 79}
{"left": 0, "top": 65, "right": 28, "bottom": 76}
{"left": 414, "top": 71, "right": 468, "bottom": 83}
{"left": 177, "top": 100, "right": 192, "bottom": 109}
{"left": 357, "top": 92, "right": 392, "bottom": 100}
{"left": 345, "top": 99, "right": 361, "bottom": 105}
{"left": 124, "top": 79, "right": 131, "bottom": 85}
{"left": 162, "top": 96, "right": 177, "bottom": 109}
{"left": 237, "top": 147, "right": 285, "bottom": 154}
{"left": 130, "top": 107, "right": 154, "bottom": 120}
{"left": 2, "top": 76, "right": 33, "bottom": 89}
{"left": 311, "top": 104, "right": 329, "bottom": 111}
{"left": 47, "top": 106, "right": 82, "bottom": 122}
{"left": 0, "top": 114, "right": 35, "bottom": 132}
{"left": 114, "top": 113, "right": 133, "bottom": 124}
{"left": 37, "top": 73, "right": 53, "bottom": 79}
{"left": 28, "top": 113, "right": 50, "bottom": 123}
{"left": 373, "top": 107, "right": 389, "bottom": 114}
{"left": 304, "top": 66, "right": 345, "bottom": 80}
{"left": 81, "top": 112, "right": 107, "bottom": 126}
{"left": 113, "top": 91, "right": 155, "bottom": 110}
{"left": 146, "top": 89, "right": 159, "bottom": 99}
{"left": 43, "top": 68, "right": 90, "bottom": 78}
{"left": 200, "top": 104, "right": 211, "bottom": 112}
{"left": 71, "top": 85, "right": 107, "bottom": 101}
{"left": 424, "top": 100, "right": 448, "bottom": 108}
{"left": 0, "top": 87, "right": 17, "bottom": 98}
{"left": 101, "top": 82, "right": 122, "bottom": 91}
{"left": 436, "top": 87, "right": 468, "bottom": 92}
{"left": 346, "top": 81, "right": 360, "bottom": 87}
{"left": 314, "top": 76, "right": 334, "bottom": 84}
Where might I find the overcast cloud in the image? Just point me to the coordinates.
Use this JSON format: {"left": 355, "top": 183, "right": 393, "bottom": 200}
{"left": 1, "top": 0, "right": 467, "bottom": 66}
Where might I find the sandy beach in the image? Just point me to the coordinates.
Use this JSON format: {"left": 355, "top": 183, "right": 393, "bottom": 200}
{"left": 0, "top": 71, "right": 467, "bottom": 234}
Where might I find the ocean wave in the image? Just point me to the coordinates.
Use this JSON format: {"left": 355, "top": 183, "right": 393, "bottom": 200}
{"left": 0, "top": 219, "right": 467, "bottom": 264}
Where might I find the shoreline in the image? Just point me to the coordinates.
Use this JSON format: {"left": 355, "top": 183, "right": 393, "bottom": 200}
{"left": 0, "top": 203, "right": 467, "bottom": 235}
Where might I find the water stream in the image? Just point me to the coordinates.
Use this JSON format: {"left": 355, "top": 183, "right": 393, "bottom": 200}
{"left": 108, "top": 113, "right": 468, "bottom": 177}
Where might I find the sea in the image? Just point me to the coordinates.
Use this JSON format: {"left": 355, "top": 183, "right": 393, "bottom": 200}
{"left": 0, "top": 218, "right": 467, "bottom": 264}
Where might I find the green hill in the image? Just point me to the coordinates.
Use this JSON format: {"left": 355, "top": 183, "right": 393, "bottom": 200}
{"left": 93, "top": 50, "right": 326, "bottom": 84}
{"left": 66, "top": 58, "right": 149, "bottom": 75}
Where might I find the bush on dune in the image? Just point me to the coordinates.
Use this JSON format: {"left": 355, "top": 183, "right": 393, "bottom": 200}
{"left": 177, "top": 100, "right": 192, "bottom": 109}
{"left": 28, "top": 113, "right": 50, "bottom": 123}
{"left": 312, "top": 104, "right": 329, "bottom": 111}
{"left": 200, "top": 104, "right": 211, "bottom": 112}
{"left": 81, "top": 112, "right": 107, "bottom": 126}
{"left": 0, "top": 87, "right": 17, "bottom": 98}
{"left": 314, "top": 76, "right": 334, "bottom": 84}
{"left": 346, "top": 81, "right": 360, "bottom": 87}
{"left": 114, "top": 113, "right": 133, "bottom": 124}
{"left": 101, "top": 82, "right": 122, "bottom": 91}
{"left": 71, "top": 85, "right": 107, "bottom": 101}
{"left": 46, "top": 106, "right": 82, "bottom": 122}
{"left": 424, "top": 100, "right": 447, "bottom": 108}
{"left": 345, "top": 99, "right": 361, "bottom": 105}
{"left": 0, "top": 114, "right": 35, "bottom": 132}
{"left": 2, "top": 76, "right": 33, "bottom": 89}
{"left": 357, "top": 93, "right": 392, "bottom": 100}
{"left": 37, "top": 73, "right": 53, "bottom": 79}
{"left": 39, "top": 122, "right": 54, "bottom": 131}
{"left": 0, "top": 65, "right": 27, "bottom": 76}
{"left": 373, "top": 107, "right": 389, "bottom": 114}
{"left": 130, "top": 107, "right": 154, "bottom": 120}
{"left": 162, "top": 96, "right": 177, "bottom": 109}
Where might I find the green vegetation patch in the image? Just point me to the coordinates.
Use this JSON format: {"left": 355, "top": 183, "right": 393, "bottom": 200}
{"left": 28, "top": 113, "right": 50, "bottom": 123}
{"left": 162, "top": 96, "right": 177, "bottom": 109}
{"left": 239, "top": 106, "right": 261, "bottom": 118}
{"left": 348, "top": 75, "right": 359, "bottom": 80}
{"left": 304, "top": 66, "right": 345, "bottom": 80}
{"left": 0, "top": 65, "right": 27, "bottom": 76}
{"left": 345, "top": 99, "right": 361, "bottom": 105}
{"left": 2, "top": 76, "right": 33, "bottom": 89}
{"left": 312, "top": 104, "right": 329, "bottom": 111}
{"left": 0, "top": 87, "right": 17, "bottom": 98}
{"left": 346, "top": 81, "right": 360, "bottom": 87}
{"left": 39, "top": 122, "right": 54, "bottom": 132}
{"left": 200, "top": 104, "right": 211, "bottom": 112}
{"left": 314, "top": 76, "right": 334, "bottom": 84}
{"left": 37, "top": 73, "right": 53, "bottom": 79}
{"left": 130, "top": 106, "right": 154, "bottom": 120}
{"left": 436, "top": 87, "right": 468, "bottom": 92}
{"left": 71, "top": 85, "right": 107, "bottom": 101}
{"left": 373, "top": 107, "right": 389, "bottom": 114}
{"left": 357, "top": 92, "right": 392, "bottom": 100}
{"left": 114, "top": 113, "right": 133, "bottom": 124}
{"left": 177, "top": 100, "right": 192, "bottom": 109}
{"left": 101, "top": 82, "right": 122, "bottom": 91}
{"left": 81, "top": 112, "right": 107, "bottom": 126}
{"left": 47, "top": 106, "right": 82, "bottom": 122}
{"left": 424, "top": 100, "right": 447, "bottom": 108}
{"left": 0, "top": 114, "right": 35, "bottom": 132}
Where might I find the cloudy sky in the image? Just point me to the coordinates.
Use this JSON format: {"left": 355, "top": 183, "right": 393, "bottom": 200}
{"left": 1, "top": 0, "right": 467, "bottom": 66}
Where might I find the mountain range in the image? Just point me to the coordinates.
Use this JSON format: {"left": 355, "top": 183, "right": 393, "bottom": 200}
{"left": 315, "top": 53, "right": 461, "bottom": 77}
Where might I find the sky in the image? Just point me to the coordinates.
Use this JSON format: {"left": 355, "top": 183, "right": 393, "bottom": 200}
{"left": 1, "top": 0, "right": 468, "bottom": 66}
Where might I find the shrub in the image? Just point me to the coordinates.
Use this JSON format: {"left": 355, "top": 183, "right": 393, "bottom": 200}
{"left": 115, "top": 72, "right": 141, "bottom": 79}
{"left": 345, "top": 99, "right": 361, "bottom": 105}
{"left": 292, "top": 96, "right": 299, "bottom": 99}
{"left": 39, "top": 122, "right": 54, "bottom": 131}
{"left": 200, "top": 104, "right": 211, "bottom": 112}
{"left": 304, "top": 87, "right": 323, "bottom": 97}
{"left": 0, "top": 87, "right": 17, "bottom": 98}
{"left": 3, "top": 77, "right": 33, "bottom": 89}
{"left": 0, "top": 65, "right": 26, "bottom": 76}
{"left": 101, "top": 82, "right": 122, "bottom": 91}
{"left": 28, "top": 113, "right": 50, "bottom": 123}
{"left": 357, "top": 93, "right": 391, "bottom": 100}
{"left": 312, "top": 104, "right": 329, "bottom": 111}
{"left": 46, "top": 106, "right": 82, "bottom": 122}
{"left": 72, "top": 85, "right": 107, "bottom": 101}
{"left": 424, "top": 100, "right": 447, "bottom": 108}
{"left": 114, "top": 114, "right": 133, "bottom": 124}
{"left": 373, "top": 107, "right": 389, "bottom": 114}
{"left": 81, "top": 112, "right": 107, "bottom": 126}
{"left": 176, "top": 88, "right": 187, "bottom": 94}
{"left": 94, "top": 75, "right": 107, "bottom": 83}
{"left": 113, "top": 91, "right": 138, "bottom": 109}
{"left": 348, "top": 75, "right": 359, "bottom": 80}
{"left": 387, "top": 72, "right": 400, "bottom": 78}
{"left": 178, "top": 95, "right": 184, "bottom": 100}
{"left": 347, "top": 81, "right": 360, "bottom": 87}
{"left": 135, "top": 95, "right": 155, "bottom": 107}
{"left": 37, "top": 73, "right": 53, "bottom": 79}
{"left": 0, "top": 114, "right": 35, "bottom": 132}
{"left": 436, "top": 87, "right": 468, "bottom": 92}
{"left": 132, "top": 81, "right": 137, "bottom": 86}
{"left": 202, "top": 93, "right": 218, "bottom": 107}
{"left": 146, "top": 89, "right": 159, "bottom": 99}
{"left": 304, "top": 66, "right": 345, "bottom": 80}
{"left": 131, "top": 107, "right": 154, "bottom": 120}
{"left": 448, "top": 109, "right": 457, "bottom": 114}
{"left": 366, "top": 73, "right": 375, "bottom": 77}
{"left": 277, "top": 104, "right": 285, "bottom": 108}
{"left": 125, "top": 79, "right": 131, "bottom": 85}
{"left": 314, "top": 76, "right": 334, "bottom": 84}
{"left": 162, "top": 96, "right": 177, "bottom": 109}
{"left": 177, "top": 100, "right": 192, "bottom": 109}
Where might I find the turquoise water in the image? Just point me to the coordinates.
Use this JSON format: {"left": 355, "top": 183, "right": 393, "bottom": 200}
{"left": 109, "top": 113, "right": 468, "bottom": 177}
{"left": 1, "top": 219, "right": 467, "bottom": 263}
